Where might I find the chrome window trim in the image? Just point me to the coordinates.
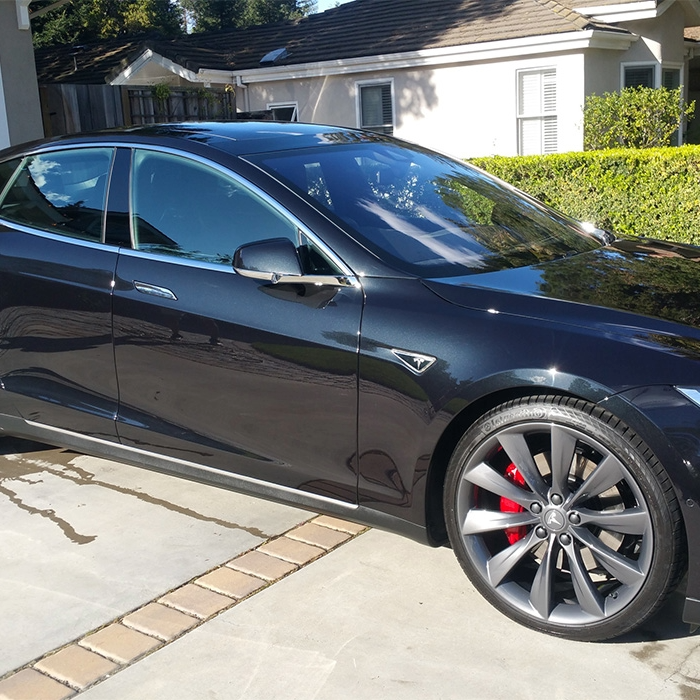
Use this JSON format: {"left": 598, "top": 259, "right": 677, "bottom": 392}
{"left": 0, "top": 218, "right": 121, "bottom": 254}
{"left": 118, "top": 244, "right": 240, "bottom": 272}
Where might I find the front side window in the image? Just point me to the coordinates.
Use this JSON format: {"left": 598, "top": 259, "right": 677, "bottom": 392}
{"left": 131, "top": 150, "right": 299, "bottom": 265}
{"left": 517, "top": 69, "right": 557, "bottom": 155}
{"left": 359, "top": 82, "right": 394, "bottom": 135}
{"left": 0, "top": 148, "right": 113, "bottom": 241}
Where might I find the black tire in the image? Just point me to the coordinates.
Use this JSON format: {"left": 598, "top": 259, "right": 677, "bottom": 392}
{"left": 444, "top": 395, "right": 686, "bottom": 641}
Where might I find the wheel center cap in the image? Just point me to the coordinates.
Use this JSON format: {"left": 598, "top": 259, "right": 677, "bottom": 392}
{"left": 543, "top": 508, "right": 566, "bottom": 532}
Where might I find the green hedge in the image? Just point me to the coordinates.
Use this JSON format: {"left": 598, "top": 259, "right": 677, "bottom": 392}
{"left": 470, "top": 146, "right": 700, "bottom": 245}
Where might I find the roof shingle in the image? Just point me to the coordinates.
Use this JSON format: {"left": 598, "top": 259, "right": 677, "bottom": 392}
{"left": 34, "top": 0, "right": 630, "bottom": 84}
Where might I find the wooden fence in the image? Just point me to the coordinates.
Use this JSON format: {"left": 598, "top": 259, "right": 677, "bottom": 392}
{"left": 40, "top": 84, "right": 242, "bottom": 137}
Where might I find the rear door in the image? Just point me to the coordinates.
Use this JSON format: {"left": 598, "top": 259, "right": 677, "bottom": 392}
{"left": 0, "top": 147, "right": 119, "bottom": 439}
{"left": 112, "top": 148, "right": 363, "bottom": 502}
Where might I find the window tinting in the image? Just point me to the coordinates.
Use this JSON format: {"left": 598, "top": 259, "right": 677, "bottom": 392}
{"left": 0, "top": 149, "right": 113, "bottom": 241}
{"left": 252, "top": 142, "right": 600, "bottom": 277}
{"left": 131, "top": 150, "right": 298, "bottom": 265}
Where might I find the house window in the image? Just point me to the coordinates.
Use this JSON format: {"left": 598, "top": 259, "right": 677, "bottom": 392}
{"left": 358, "top": 82, "right": 393, "bottom": 135}
{"left": 268, "top": 103, "right": 298, "bottom": 122}
{"left": 624, "top": 64, "right": 656, "bottom": 88}
{"left": 517, "top": 68, "right": 557, "bottom": 155}
{"left": 662, "top": 68, "right": 682, "bottom": 145}
{"left": 663, "top": 68, "right": 681, "bottom": 90}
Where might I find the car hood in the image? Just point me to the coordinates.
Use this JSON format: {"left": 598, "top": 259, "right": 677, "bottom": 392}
{"left": 423, "top": 237, "right": 700, "bottom": 332}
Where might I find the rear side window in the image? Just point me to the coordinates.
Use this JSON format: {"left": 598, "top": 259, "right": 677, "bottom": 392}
{"left": 0, "top": 148, "right": 113, "bottom": 242}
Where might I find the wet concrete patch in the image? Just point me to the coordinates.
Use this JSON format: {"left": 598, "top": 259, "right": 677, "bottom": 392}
{"left": 0, "top": 442, "right": 308, "bottom": 675}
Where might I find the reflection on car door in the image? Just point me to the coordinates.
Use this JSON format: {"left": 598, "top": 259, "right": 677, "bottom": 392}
{"left": 112, "top": 150, "right": 363, "bottom": 502}
{"left": 0, "top": 147, "right": 120, "bottom": 440}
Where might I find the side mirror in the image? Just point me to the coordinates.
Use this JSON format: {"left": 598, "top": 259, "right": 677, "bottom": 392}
{"left": 233, "top": 238, "right": 303, "bottom": 283}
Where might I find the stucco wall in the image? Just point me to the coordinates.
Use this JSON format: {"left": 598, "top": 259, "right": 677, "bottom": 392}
{"left": 242, "top": 52, "right": 587, "bottom": 158}
{"left": 0, "top": 2, "right": 43, "bottom": 149}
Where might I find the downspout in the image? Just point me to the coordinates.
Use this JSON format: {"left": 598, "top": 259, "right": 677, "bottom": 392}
{"left": 236, "top": 75, "right": 249, "bottom": 113}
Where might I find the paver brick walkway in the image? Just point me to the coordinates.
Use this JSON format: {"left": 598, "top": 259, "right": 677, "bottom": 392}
{"left": 0, "top": 515, "right": 366, "bottom": 699}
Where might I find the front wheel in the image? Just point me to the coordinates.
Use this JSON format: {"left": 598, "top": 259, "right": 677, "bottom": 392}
{"left": 444, "top": 396, "right": 686, "bottom": 641}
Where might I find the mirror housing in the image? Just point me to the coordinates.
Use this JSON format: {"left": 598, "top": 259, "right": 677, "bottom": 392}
{"left": 233, "top": 238, "right": 303, "bottom": 283}
{"left": 234, "top": 237, "right": 358, "bottom": 288}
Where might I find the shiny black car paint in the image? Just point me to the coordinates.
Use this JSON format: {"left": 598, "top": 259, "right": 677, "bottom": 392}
{"left": 3, "top": 123, "right": 700, "bottom": 628}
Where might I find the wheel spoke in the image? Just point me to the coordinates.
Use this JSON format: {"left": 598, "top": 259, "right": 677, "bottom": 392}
{"left": 497, "top": 431, "right": 549, "bottom": 500}
{"left": 550, "top": 425, "right": 577, "bottom": 497}
{"left": 569, "top": 454, "right": 625, "bottom": 507}
{"left": 572, "top": 528, "right": 645, "bottom": 586}
{"left": 462, "top": 509, "right": 538, "bottom": 535}
{"left": 463, "top": 461, "right": 536, "bottom": 509}
{"left": 486, "top": 528, "right": 541, "bottom": 586}
{"left": 529, "top": 536, "right": 559, "bottom": 619}
{"left": 577, "top": 507, "right": 649, "bottom": 535}
{"left": 565, "top": 541, "right": 605, "bottom": 617}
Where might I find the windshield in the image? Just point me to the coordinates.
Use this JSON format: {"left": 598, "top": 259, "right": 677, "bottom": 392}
{"left": 249, "top": 141, "right": 600, "bottom": 277}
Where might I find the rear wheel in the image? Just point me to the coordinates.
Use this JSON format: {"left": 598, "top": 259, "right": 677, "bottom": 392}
{"left": 444, "top": 395, "right": 686, "bottom": 641}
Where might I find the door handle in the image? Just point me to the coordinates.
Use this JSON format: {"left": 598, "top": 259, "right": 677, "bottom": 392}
{"left": 133, "top": 281, "right": 178, "bottom": 301}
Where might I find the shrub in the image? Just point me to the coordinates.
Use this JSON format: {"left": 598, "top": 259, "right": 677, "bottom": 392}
{"left": 470, "top": 147, "right": 700, "bottom": 244}
{"left": 584, "top": 86, "right": 695, "bottom": 150}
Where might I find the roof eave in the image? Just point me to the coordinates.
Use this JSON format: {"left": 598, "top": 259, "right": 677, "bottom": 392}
{"left": 197, "top": 29, "right": 636, "bottom": 85}
{"left": 576, "top": 0, "right": 700, "bottom": 24}
{"left": 109, "top": 48, "right": 200, "bottom": 86}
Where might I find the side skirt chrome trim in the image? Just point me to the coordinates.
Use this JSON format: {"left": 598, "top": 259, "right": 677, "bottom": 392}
{"left": 0, "top": 416, "right": 430, "bottom": 545}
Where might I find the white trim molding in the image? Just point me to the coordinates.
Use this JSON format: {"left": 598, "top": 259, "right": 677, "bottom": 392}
{"left": 197, "top": 29, "right": 636, "bottom": 86}
{"left": 16, "top": 0, "right": 31, "bottom": 30}
{"left": 578, "top": 0, "right": 700, "bottom": 25}
{"left": 110, "top": 49, "right": 200, "bottom": 86}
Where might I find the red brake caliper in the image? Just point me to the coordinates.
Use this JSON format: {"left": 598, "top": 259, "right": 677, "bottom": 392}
{"left": 500, "top": 463, "right": 528, "bottom": 544}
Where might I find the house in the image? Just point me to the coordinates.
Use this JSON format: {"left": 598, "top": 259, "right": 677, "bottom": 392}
{"left": 34, "top": 0, "right": 700, "bottom": 158}
{"left": 0, "top": 0, "right": 43, "bottom": 149}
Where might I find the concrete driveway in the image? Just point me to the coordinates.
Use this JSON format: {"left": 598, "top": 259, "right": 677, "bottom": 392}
{"left": 2, "top": 438, "right": 700, "bottom": 700}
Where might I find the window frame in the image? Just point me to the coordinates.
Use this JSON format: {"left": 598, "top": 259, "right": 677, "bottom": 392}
{"left": 516, "top": 67, "right": 557, "bottom": 156}
{"left": 621, "top": 61, "right": 659, "bottom": 89}
{"left": 267, "top": 102, "right": 299, "bottom": 122}
{"left": 356, "top": 79, "right": 395, "bottom": 135}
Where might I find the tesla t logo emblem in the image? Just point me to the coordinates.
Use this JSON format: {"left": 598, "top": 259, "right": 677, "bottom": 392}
{"left": 390, "top": 349, "right": 437, "bottom": 375}
{"left": 545, "top": 510, "right": 565, "bottom": 530}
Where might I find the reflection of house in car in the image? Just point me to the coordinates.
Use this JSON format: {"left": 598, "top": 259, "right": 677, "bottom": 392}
{"left": 33, "top": 0, "right": 700, "bottom": 157}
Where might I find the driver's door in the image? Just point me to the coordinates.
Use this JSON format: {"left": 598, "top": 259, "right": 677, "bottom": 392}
{"left": 112, "top": 149, "right": 362, "bottom": 502}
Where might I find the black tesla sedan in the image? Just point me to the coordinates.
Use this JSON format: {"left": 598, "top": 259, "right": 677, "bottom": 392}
{"left": 0, "top": 122, "right": 698, "bottom": 641}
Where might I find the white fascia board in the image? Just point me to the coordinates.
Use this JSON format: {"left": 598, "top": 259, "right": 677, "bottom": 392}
{"left": 110, "top": 49, "right": 199, "bottom": 86}
{"left": 575, "top": 0, "right": 666, "bottom": 22}
{"left": 198, "top": 30, "right": 635, "bottom": 86}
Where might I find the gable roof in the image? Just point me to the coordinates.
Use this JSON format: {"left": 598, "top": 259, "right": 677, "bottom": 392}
{"left": 34, "top": 0, "right": 632, "bottom": 85}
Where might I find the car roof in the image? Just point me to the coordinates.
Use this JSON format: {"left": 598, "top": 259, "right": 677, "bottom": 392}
{"left": 3, "top": 122, "right": 392, "bottom": 159}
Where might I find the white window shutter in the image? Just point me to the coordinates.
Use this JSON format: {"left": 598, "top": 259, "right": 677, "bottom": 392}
{"left": 517, "top": 69, "right": 557, "bottom": 155}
